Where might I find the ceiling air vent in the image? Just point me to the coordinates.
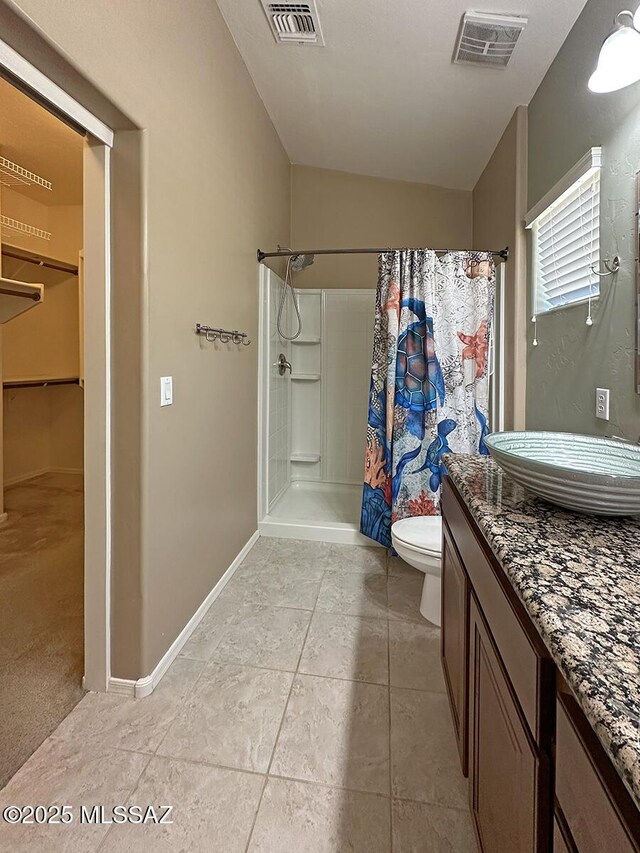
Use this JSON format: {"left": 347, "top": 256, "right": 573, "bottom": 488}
{"left": 454, "top": 11, "right": 527, "bottom": 68}
{"left": 260, "top": 1, "right": 324, "bottom": 46}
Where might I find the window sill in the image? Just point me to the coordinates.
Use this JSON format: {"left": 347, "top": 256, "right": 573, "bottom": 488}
{"left": 535, "top": 294, "right": 599, "bottom": 318}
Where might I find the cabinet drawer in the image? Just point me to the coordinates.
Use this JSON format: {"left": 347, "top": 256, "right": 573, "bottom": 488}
{"left": 556, "top": 693, "right": 639, "bottom": 852}
{"left": 442, "top": 478, "right": 553, "bottom": 744}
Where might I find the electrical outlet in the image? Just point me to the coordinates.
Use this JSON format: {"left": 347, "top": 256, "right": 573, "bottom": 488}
{"left": 595, "top": 387, "right": 609, "bottom": 420}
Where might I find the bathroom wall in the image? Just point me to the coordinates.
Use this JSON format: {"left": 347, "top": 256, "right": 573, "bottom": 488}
{"left": 472, "top": 106, "right": 528, "bottom": 430}
{"left": 291, "top": 165, "right": 472, "bottom": 290}
{"left": 1, "top": 0, "right": 291, "bottom": 677}
{"left": 526, "top": 0, "right": 640, "bottom": 438}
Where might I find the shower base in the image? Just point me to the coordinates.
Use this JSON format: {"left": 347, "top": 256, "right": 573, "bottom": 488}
{"left": 259, "top": 481, "right": 376, "bottom": 546}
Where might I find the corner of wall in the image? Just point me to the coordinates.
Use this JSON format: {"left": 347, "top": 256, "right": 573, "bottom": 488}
{"left": 513, "top": 105, "right": 528, "bottom": 430}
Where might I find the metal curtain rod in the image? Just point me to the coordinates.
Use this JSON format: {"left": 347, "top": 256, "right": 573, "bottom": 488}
{"left": 257, "top": 246, "right": 509, "bottom": 262}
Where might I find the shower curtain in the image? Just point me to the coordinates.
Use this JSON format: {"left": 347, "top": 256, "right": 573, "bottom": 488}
{"left": 360, "top": 249, "right": 495, "bottom": 548}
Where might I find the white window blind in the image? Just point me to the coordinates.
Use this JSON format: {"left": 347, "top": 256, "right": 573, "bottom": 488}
{"left": 531, "top": 165, "right": 600, "bottom": 314}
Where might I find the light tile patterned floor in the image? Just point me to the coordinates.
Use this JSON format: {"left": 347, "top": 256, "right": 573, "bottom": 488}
{"left": 0, "top": 538, "right": 476, "bottom": 853}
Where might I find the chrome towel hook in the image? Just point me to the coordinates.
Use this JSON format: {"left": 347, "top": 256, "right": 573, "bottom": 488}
{"left": 590, "top": 256, "right": 620, "bottom": 277}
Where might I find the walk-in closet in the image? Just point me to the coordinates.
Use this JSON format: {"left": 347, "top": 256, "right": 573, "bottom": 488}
{"left": 0, "top": 77, "right": 85, "bottom": 786}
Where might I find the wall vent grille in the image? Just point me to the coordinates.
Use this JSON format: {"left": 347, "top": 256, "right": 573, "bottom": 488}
{"left": 260, "top": 0, "right": 324, "bottom": 45}
{"left": 454, "top": 11, "right": 527, "bottom": 68}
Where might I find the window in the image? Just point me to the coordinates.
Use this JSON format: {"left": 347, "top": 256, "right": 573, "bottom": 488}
{"left": 526, "top": 148, "right": 601, "bottom": 314}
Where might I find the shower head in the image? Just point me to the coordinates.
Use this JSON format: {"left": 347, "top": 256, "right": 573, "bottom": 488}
{"left": 290, "top": 253, "right": 314, "bottom": 271}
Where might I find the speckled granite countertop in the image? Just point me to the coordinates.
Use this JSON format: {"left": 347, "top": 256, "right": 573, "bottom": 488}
{"left": 445, "top": 455, "right": 640, "bottom": 809}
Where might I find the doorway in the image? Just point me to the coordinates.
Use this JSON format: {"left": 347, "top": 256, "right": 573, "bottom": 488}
{"left": 0, "top": 76, "right": 86, "bottom": 786}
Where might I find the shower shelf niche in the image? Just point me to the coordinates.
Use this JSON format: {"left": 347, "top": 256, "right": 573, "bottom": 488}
{"left": 291, "top": 373, "right": 321, "bottom": 381}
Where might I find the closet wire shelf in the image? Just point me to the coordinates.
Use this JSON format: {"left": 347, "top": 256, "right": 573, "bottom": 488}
{"left": 195, "top": 323, "right": 251, "bottom": 346}
{"left": 1, "top": 216, "right": 51, "bottom": 241}
{"left": 0, "top": 157, "right": 52, "bottom": 192}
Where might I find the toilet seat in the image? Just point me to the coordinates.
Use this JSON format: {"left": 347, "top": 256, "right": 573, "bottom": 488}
{"left": 391, "top": 516, "right": 442, "bottom": 555}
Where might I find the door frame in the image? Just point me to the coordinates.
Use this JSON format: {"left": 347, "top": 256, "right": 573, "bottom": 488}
{"left": 0, "top": 38, "right": 114, "bottom": 692}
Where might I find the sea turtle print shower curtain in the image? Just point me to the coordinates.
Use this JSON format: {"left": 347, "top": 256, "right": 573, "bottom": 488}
{"left": 360, "top": 249, "right": 495, "bottom": 547}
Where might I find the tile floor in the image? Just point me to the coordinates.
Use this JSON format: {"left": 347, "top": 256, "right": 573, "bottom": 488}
{"left": 0, "top": 537, "right": 476, "bottom": 852}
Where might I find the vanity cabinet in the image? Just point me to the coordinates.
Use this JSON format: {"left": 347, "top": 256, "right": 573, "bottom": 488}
{"left": 440, "top": 476, "right": 640, "bottom": 853}
{"left": 441, "top": 477, "right": 552, "bottom": 853}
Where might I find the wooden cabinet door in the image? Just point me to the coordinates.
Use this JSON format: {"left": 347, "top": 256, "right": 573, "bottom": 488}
{"left": 556, "top": 693, "right": 640, "bottom": 853}
{"left": 440, "top": 521, "right": 469, "bottom": 775}
{"left": 469, "top": 596, "right": 549, "bottom": 853}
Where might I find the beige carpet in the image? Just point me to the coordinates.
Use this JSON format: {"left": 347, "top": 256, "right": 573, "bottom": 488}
{"left": 0, "top": 472, "right": 85, "bottom": 789}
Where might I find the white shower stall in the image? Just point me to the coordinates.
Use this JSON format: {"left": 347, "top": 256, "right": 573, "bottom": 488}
{"left": 258, "top": 267, "right": 375, "bottom": 543}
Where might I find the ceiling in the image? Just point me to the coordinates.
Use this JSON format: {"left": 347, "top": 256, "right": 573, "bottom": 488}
{"left": 217, "top": 0, "right": 589, "bottom": 190}
{"left": 0, "top": 76, "right": 83, "bottom": 207}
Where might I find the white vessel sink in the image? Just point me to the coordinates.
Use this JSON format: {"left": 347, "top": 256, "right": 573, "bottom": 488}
{"left": 484, "top": 431, "right": 640, "bottom": 516}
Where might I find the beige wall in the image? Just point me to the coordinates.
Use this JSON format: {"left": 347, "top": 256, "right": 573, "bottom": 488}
{"left": 291, "top": 165, "right": 472, "bottom": 289}
{"left": 2, "top": 197, "right": 83, "bottom": 484}
{"left": 472, "top": 107, "right": 528, "bottom": 429}
{"left": 4, "top": 384, "right": 83, "bottom": 483}
{"left": 1, "top": 0, "right": 291, "bottom": 677}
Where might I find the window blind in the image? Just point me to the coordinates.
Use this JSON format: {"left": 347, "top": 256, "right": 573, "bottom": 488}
{"left": 533, "top": 169, "right": 600, "bottom": 313}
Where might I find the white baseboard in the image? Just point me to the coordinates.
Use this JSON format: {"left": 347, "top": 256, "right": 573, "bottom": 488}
{"left": 106, "top": 529, "right": 260, "bottom": 698}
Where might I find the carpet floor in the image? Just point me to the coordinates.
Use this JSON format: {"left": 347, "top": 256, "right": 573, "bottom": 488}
{"left": 0, "top": 472, "right": 84, "bottom": 788}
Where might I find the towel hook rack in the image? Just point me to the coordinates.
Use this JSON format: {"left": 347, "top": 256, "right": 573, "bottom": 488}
{"left": 195, "top": 323, "right": 251, "bottom": 346}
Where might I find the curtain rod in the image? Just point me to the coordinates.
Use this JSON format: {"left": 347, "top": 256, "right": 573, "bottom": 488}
{"left": 257, "top": 246, "right": 509, "bottom": 262}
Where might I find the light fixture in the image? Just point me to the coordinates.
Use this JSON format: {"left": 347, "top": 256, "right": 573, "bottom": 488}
{"left": 588, "top": 10, "right": 640, "bottom": 93}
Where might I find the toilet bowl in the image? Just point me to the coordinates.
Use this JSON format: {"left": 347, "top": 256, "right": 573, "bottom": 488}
{"left": 391, "top": 516, "right": 442, "bottom": 626}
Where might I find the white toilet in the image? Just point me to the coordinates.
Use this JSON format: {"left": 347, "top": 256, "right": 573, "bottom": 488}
{"left": 391, "top": 516, "right": 442, "bottom": 626}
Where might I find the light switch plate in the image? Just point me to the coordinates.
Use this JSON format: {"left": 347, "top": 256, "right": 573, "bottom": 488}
{"left": 160, "top": 376, "right": 173, "bottom": 407}
{"left": 595, "top": 387, "right": 609, "bottom": 420}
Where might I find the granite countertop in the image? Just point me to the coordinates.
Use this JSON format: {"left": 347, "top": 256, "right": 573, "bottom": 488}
{"left": 445, "top": 455, "right": 640, "bottom": 809}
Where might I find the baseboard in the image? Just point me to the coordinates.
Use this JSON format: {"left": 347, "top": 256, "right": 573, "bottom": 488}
{"left": 4, "top": 468, "right": 50, "bottom": 487}
{"left": 106, "top": 529, "right": 260, "bottom": 698}
{"left": 4, "top": 466, "right": 83, "bottom": 487}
